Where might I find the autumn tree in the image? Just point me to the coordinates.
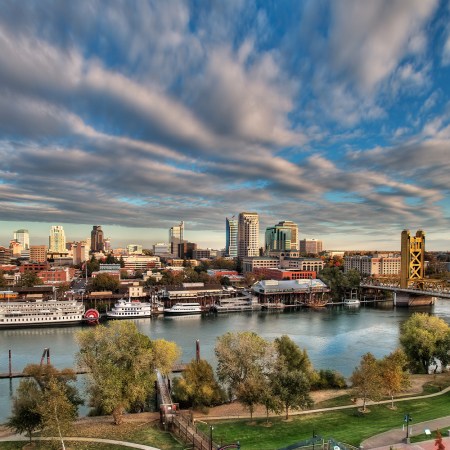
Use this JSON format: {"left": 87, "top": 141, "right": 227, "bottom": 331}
{"left": 0, "top": 271, "right": 7, "bottom": 288}
{"left": 76, "top": 321, "right": 180, "bottom": 424}
{"left": 379, "top": 349, "right": 410, "bottom": 408}
{"left": 172, "top": 359, "right": 224, "bottom": 409}
{"left": 17, "top": 271, "right": 43, "bottom": 287}
{"left": 400, "top": 313, "right": 450, "bottom": 373}
{"left": 7, "top": 379, "right": 42, "bottom": 443}
{"left": 37, "top": 378, "right": 77, "bottom": 450}
{"left": 350, "top": 353, "right": 383, "bottom": 412}
{"left": 236, "top": 373, "right": 266, "bottom": 420}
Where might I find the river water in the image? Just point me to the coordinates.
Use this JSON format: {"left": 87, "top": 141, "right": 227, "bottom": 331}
{"left": 2, "top": 300, "right": 450, "bottom": 423}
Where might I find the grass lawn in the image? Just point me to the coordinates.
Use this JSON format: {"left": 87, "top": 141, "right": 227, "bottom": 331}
{"left": 200, "top": 390, "right": 450, "bottom": 450}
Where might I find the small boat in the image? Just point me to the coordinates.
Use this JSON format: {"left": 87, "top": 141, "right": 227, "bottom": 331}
{"left": 261, "top": 302, "right": 285, "bottom": 310}
{"left": 344, "top": 289, "right": 360, "bottom": 307}
{"left": 164, "top": 302, "right": 202, "bottom": 316}
{"left": 106, "top": 299, "right": 152, "bottom": 319}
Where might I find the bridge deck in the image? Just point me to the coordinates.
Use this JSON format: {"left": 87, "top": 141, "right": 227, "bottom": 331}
{"left": 360, "top": 284, "right": 450, "bottom": 299}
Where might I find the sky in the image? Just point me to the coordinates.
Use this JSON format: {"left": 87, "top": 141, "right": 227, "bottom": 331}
{"left": 0, "top": 0, "right": 450, "bottom": 251}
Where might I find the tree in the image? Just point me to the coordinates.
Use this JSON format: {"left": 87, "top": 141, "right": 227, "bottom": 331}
{"left": 236, "top": 373, "right": 266, "bottom": 420}
{"left": 350, "top": 353, "right": 383, "bottom": 412}
{"left": 7, "top": 379, "right": 42, "bottom": 443}
{"left": 91, "top": 273, "right": 120, "bottom": 292}
{"left": 379, "top": 349, "right": 410, "bottom": 408}
{"left": 215, "top": 332, "right": 272, "bottom": 397}
{"left": 271, "top": 369, "right": 313, "bottom": 420}
{"left": 260, "top": 378, "right": 282, "bottom": 424}
{"left": 86, "top": 256, "right": 100, "bottom": 276}
{"left": 274, "top": 335, "right": 315, "bottom": 381}
{"left": 400, "top": 313, "right": 450, "bottom": 373}
{"left": 172, "top": 359, "right": 224, "bottom": 409}
{"left": 17, "top": 271, "right": 43, "bottom": 287}
{"left": 76, "top": 321, "right": 180, "bottom": 424}
{"left": 220, "top": 276, "right": 231, "bottom": 286}
{"left": 37, "top": 377, "right": 77, "bottom": 450}
{"left": 0, "top": 271, "right": 7, "bottom": 288}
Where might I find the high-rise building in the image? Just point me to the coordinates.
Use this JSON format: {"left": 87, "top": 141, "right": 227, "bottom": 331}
{"left": 225, "top": 216, "right": 238, "bottom": 257}
{"left": 30, "top": 245, "right": 48, "bottom": 262}
{"left": 91, "top": 226, "right": 104, "bottom": 252}
{"left": 49, "top": 226, "right": 66, "bottom": 253}
{"left": 13, "top": 229, "right": 30, "bottom": 250}
{"left": 265, "top": 222, "right": 298, "bottom": 253}
{"left": 72, "top": 241, "right": 89, "bottom": 265}
{"left": 276, "top": 221, "right": 298, "bottom": 250}
{"left": 169, "top": 221, "right": 185, "bottom": 257}
{"left": 238, "top": 212, "right": 259, "bottom": 258}
{"left": 299, "top": 239, "right": 323, "bottom": 255}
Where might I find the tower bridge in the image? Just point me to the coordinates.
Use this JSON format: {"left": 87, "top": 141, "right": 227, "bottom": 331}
{"left": 360, "top": 229, "right": 450, "bottom": 306}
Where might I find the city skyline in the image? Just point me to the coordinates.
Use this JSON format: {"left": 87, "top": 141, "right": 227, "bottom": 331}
{"left": 1, "top": 2, "right": 450, "bottom": 250}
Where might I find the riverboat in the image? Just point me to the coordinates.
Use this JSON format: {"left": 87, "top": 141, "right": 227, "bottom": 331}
{"left": 163, "top": 302, "right": 202, "bottom": 316}
{"left": 106, "top": 299, "right": 152, "bottom": 319}
{"left": 343, "top": 289, "right": 360, "bottom": 307}
{"left": 0, "top": 299, "right": 85, "bottom": 328}
{"left": 213, "top": 296, "right": 261, "bottom": 313}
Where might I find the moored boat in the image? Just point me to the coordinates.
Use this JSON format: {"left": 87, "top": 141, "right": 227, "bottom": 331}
{"left": 164, "top": 302, "right": 202, "bottom": 316}
{"left": 212, "top": 296, "right": 261, "bottom": 313}
{"left": 0, "top": 299, "right": 85, "bottom": 329}
{"left": 106, "top": 299, "right": 152, "bottom": 319}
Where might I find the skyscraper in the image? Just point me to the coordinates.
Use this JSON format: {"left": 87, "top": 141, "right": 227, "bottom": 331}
{"left": 13, "top": 229, "right": 30, "bottom": 250}
{"left": 169, "top": 221, "right": 185, "bottom": 257}
{"left": 91, "top": 226, "right": 104, "bottom": 252}
{"left": 265, "top": 220, "right": 299, "bottom": 253}
{"left": 276, "top": 220, "right": 299, "bottom": 250}
{"left": 225, "top": 216, "right": 238, "bottom": 257}
{"left": 238, "top": 212, "right": 259, "bottom": 258}
{"left": 49, "top": 226, "right": 66, "bottom": 253}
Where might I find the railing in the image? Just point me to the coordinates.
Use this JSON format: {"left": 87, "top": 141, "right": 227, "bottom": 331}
{"left": 170, "top": 412, "right": 217, "bottom": 450}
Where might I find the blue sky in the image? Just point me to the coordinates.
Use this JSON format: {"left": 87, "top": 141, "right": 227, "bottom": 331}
{"left": 0, "top": 0, "right": 449, "bottom": 251}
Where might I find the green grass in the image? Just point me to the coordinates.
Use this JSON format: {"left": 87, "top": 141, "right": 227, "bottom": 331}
{"left": 200, "top": 390, "right": 450, "bottom": 450}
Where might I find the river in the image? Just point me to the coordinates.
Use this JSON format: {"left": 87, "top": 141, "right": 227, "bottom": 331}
{"left": 2, "top": 300, "right": 450, "bottom": 423}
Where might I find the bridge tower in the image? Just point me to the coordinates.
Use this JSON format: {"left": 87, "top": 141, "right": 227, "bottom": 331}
{"left": 400, "top": 229, "right": 425, "bottom": 289}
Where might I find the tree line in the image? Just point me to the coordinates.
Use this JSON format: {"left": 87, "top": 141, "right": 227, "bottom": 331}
{"left": 7, "top": 312, "right": 450, "bottom": 445}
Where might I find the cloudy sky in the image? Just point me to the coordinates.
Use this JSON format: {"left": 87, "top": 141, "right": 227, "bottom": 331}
{"left": 1, "top": 0, "right": 450, "bottom": 250}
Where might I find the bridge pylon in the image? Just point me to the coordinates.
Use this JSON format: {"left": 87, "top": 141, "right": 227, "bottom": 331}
{"left": 400, "top": 229, "right": 425, "bottom": 289}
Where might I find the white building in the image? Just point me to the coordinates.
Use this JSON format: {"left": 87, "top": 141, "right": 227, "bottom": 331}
{"left": 13, "top": 229, "right": 30, "bottom": 250}
{"left": 344, "top": 254, "right": 401, "bottom": 276}
{"left": 238, "top": 212, "right": 259, "bottom": 258}
{"left": 123, "top": 255, "right": 161, "bottom": 271}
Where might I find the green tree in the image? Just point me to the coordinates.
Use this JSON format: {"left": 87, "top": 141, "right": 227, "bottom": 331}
{"left": 274, "top": 335, "right": 315, "bottom": 381}
{"left": 76, "top": 321, "right": 180, "bottom": 424}
{"left": 312, "top": 369, "right": 347, "bottom": 390}
{"left": 37, "top": 377, "right": 77, "bottom": 450}
{"left": 6, "top": 379, "right": 42, "bottom": 443}
{"left": 350, "top": 353, "right": 382, "bottom": 412}
{"left": 220, "top": 276, "right": 231, "bottom": 286}
{"left": 0, "top": 271, "right": 7, "bottom": 288}
{"left": 17, "top": 271, "right": 43, "bottom": 287}
{"left": 172, "top": 359, "right": 224, "bottom": 409}
{"left": 260, "top": 378, "right": 282, "bottom": 424}
{"left": 91, "top": 273, "right": 120, "bottom": 292}
{"left": 400, "top": 313, "right": 450, "bottom": 373}
{"left": 86, "top": 256, "right": 100, "bottom": 276}
{"left": 271, "top": 369, "right": 313, "bottom": 420}
{"left": 236, "top": 373, "right": 266, "bottom": 420}
{"left": 119, "top": 255, "right": 125, "bottom": 268}
{"left": 215, "top": 332, "right": 272, "bottom": 400}
{"left": 379, "top": 349, "right": 410, "bottom": 408}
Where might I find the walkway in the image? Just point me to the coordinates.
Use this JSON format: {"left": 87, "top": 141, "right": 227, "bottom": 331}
{"left": 0, "top": 434, "right": 162, "bottom": 449}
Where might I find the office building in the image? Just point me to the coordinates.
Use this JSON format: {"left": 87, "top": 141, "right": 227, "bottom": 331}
{"left": 91, "top": 226, "right": 104, "bottom": 252}
{"left": 127, "top": 244, "right": 143, "bottom": 255}
{"left": 30, "top": 245, "right": 48, "bottom": 263}
{"left": 238, "top": 212, "right": 259, "bottom": 258}
{"left": 299, "top": 239, "right": 323, "bottom": 255}
{"left": 13, "top": 229, "right": 30, "bottom": 250}
{"left": 265, "top": 222, "right": 297, "bottom": 253}
{"left": 344, "top": 254, "right": 401, "bottom": 276}
{"left": 169, "top": 221, "right": 185, "bottom": 257}
{"left": 225, "top": 216, "right": 238, "bottom": 257}
{"left": 49, "top": 226, "right": 66, "bottom": 253}
{"left": 72, "top": 241, "right": 89, "bottom": 265}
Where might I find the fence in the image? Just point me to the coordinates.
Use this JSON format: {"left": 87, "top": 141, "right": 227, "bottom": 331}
{"left": 170, "top": 411, "right": 216, "bottom": 450}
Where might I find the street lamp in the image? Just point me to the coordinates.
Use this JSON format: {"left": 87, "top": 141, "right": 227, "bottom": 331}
{"left": 210, "top": 425, "right": 214, "bottom": 450}
{"left": 404, "top": 413, "right": 412, "bottom": 442}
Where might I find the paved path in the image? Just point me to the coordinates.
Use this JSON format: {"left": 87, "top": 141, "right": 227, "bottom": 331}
{"left": 0, "top": 434, "right": 162, "bottom": 449}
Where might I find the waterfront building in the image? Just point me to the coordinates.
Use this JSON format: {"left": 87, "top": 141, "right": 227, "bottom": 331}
{"left": 91, "top": 226, "right": 104, "bottom": 252}
{"left": 225, "top": 216, "right": 238, "bottom": 257}
{"left": 299, "top": 239, "right": 323, "bottom": 254}
{"left": 238, "top": 212, "right": 259, "bottom": 258}
{"left": 13, "top": 229, "right": 30, "bottom": 251}
{"left": 159, "top": 282, "right": 225, "bottom": 306}
{"left": 49, "top": 226, "right": 66, "bottom": 253}
{"left": 30, "top": 245, "right": 48, "bottom": 263}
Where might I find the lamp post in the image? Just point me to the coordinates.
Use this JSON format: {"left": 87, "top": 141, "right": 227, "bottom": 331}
{"left": 404, "top": 413, "right": 412, "bottom": 443}
{"left": 210, "top": 425, "right": 214, "bottom": 450}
